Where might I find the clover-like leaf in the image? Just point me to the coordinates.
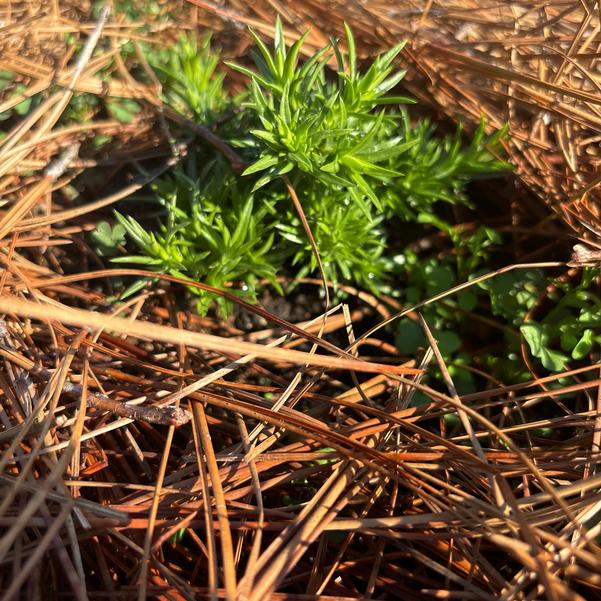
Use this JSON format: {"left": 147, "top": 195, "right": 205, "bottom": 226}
{"left": 572, "top": 328, "right": 594, "bottom": 360}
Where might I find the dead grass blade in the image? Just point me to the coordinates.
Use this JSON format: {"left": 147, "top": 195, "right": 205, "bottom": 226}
{"left": 0, "top": 295, "right": 419, "bottom": 376}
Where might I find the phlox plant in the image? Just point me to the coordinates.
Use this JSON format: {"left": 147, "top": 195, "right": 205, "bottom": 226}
{"left": 112, "top": 19, "right": 509, "bottom": 315}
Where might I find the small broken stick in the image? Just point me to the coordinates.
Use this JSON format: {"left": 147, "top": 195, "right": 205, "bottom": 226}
{"left": 62, "top": 379, "right": 191, "bottom": 427}
{"left": 0, "top": 343, "right": 191, "bottom": 427}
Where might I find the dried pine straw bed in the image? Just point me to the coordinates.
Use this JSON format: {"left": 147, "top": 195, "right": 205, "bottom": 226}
{"left": 1, "top": 1, "right": 601, "bottom": 600}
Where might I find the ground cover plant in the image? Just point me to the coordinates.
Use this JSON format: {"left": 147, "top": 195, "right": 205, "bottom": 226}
{"left": 113, "top": 23, "right": 509, "bottom": 312}
{"left": 1, "top": 2, "right": 601, "bottom": 600}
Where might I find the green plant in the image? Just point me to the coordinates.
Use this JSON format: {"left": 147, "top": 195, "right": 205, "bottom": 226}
{"left": 113, "top": 20, "right": 509, "bottom": 315}
{"left": 151, "top": 33, "right": 228, "bottom": 123}
{"left": 394, "top": 230, "right": 491, "bottom": 395}
{"left": 229, "top": 22, "right": 413, "bottom": 209}
{"left": 394, "top": 228, "right": 601, "bottom": 384}
{"left": 383, "top": 115, "right": 510, "bottom": 219}
{"left": 479, "top": 269, "right": 547, "bottom": 327}
{"left": 90, "top": 221, "right": 126, "bottom": 257}
{"left": 231, "top": 20, "right": 509, "bottom": 212}
{"left": 394, "top": 229, "right": 556, "bottom": 392}
{"left": 277, "top": 190, "right": 387, "bottom": 291}
{"left": 520, "top": 269, "right": 601, "bottom": 372}
{"left": 114, "top": 159, "right": 283, "bottom": 314}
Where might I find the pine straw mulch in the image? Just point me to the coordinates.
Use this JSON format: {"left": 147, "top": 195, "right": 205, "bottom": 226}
{"left": 1, "top": 1, "right": 601, "bottom": 600}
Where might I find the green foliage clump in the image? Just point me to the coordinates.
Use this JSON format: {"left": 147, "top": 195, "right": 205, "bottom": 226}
{"left": 152, "top": 34, "right": 228, "bottom": 123}
{"left": 230, "top": 22, "right": 413, "bottom": 208}
{"left": 115, "top": 160, "right": 283, "bottom": 315}
{"left": 396, "top": 237, "right": 601, "bottom": 382}
{"left": 278, "top": 194, "right": 387, "bottom": 289}
{"left": 231, "top": 20, "right": 508, "bottom": 219}
{"left": 382, "top": 115, "right": 509, "bottom": 218}
{"left": 519, "top": 269, "right": 601, "bottom": 372}
{"left": 111, "top": 21, "right": 509, "bottom": 315}
{"left": 395, "top": 229, "right": 506, "bottom": 394}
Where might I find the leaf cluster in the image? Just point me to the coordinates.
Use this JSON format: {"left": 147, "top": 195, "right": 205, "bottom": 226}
{"left": 233, "top": 20, "right": 509, "bottom": 216}
{"left": 395, "top": 231, "right": 556, "bottom": 390}
{"left": 520, "top": 269, "right": 601, "bottom": 371}
{"left": 151, "top": 33, "right": 228, "bottom": 123}
{"left": 230, "top": 22, "right": 412, "bottom": 210}
{"left": 110, "top": 21, "right": 510, "bottom": 314}
{"left": 114, "top": 159, "right": 282, "bottom": 315}
{"left": 395, "top": 231, "right": 488, "bottom": 394}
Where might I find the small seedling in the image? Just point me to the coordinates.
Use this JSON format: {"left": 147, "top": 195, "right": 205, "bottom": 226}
{"left": 90, "top": 221, "right": 126, "bottom": 257}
